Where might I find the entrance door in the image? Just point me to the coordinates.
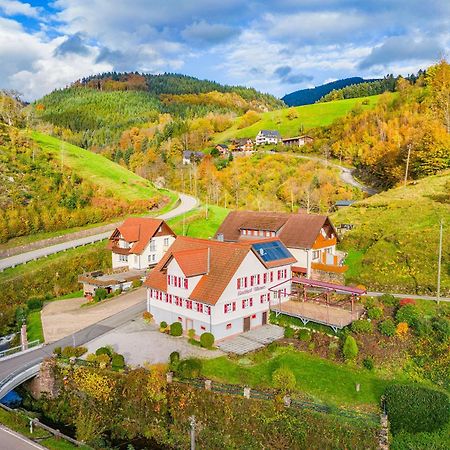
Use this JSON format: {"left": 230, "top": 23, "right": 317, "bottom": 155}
{"left": 186, "top": 318, "right": 193, "bottom": 334}
{"left": 262, "top": 311, "right": 268, "bottom": 325}
{"left": 243, "top": 316, "right": 251, "bottom": 332}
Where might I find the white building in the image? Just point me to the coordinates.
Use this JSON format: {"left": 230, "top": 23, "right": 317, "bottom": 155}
{"left": 108, "top": 218, "right": 176, "bottom": 270}
{"left": 145, "top": 236, "right": 296, "bottom": 340}
{"left": 215, "top": 211, "right": 347, "bottom": 282}
{"left": 255, "top": 130, "right": 282, "bottom": 146}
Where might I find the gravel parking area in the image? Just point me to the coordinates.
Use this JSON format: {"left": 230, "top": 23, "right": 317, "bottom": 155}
{"left": 83, "top": 318, "right": 224, "bottom": 366}
{"left": 41, "top": 288, "right": 146, "bottom": 343}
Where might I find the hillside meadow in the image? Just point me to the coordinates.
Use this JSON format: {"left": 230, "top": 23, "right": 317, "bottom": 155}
{"left": 214, "top": 95, "right": 381, "bottom": 143}
{"left": 332, "top": 171, "right": 450, "bottom": 295}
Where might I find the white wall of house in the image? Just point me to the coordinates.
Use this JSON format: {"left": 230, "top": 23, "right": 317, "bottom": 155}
{"left": 147, "top": 250, "right": 292, "bottom": 340}
{"left": 112, "top": 234, "right": 175, "bottom": 270}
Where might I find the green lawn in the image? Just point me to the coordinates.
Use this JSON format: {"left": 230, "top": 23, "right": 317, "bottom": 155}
{"left": 333, "top": 171, "right": 450, "bottom": 294}
{"left": 202, "top": 346, "right": 399, "bottom": 410}
{"left": 167, "top": 205, "right": 229, "bottom": 239}
{"left": 31, "top": 131, "right": 172, "bottom": 202}
{"left": 26, "top": 310, "right": 44, "bottom": 343}
{"left": 214, "top": 95, "right": 381, "bottom": 143}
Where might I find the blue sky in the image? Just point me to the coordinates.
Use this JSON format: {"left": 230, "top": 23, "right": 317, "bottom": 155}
{"left": 1, "top": 0, "right": 449, "bottom": 100}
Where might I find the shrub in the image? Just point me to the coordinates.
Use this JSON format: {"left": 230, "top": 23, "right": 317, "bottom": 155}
{"left": 187, "top": 329, "right": 196, "bottom": 339}
{"left": 53, "top": 346, "right": 62, "bottom": 356}
{"left": 111, "top": 353, "right": 125, "bottom": 371}
{"left": 396, "top": 322, "right": 409, "bottom": 337}
{"left": 200, "top": 332, "right": 215, "bottom": 349}
{"left": 284, "top": 326, "right": 295, "bottom": 338}
{"left": 94, "top": 288, "right": 108, "bottom": 301}
{"left": 61, "top": 346, "right": 87, "bottom": 358}
{"left": 367, "top": 307, "right": 383, "bottom": 320}
{"left": 169, "top": 351, "right": 180, "bottom": 371}
{"left": 95, "top": 346, "right": 113, "bottom": 357}
{"left": 96, "top": 353, "right": 110, "bottom": 368}
{"left": 177, "top": 358, "right": 203, "bottom": 378}
{"left": 414, "top": 318, "right": 433, "bottom": 337}
{"left": 27, "top": 298, "right": 43, "bottom": 311}
{"left": 379, "top": 318, "right": 396, "bottom": 337}
{"left": 142, "top": 311, "right": 153, "bottom": 323}
{"left": 160, "top": 321, "right": 168, "bottom": 329}
{"left": 384, "top": 384, "right": 450, "bottom": 434}
{"left": 364, "top": 297, "right": 378, "bottom": 308}
{"left": 343, "top": 335, "right": 358, "bottom": 361}
{"left": 351, "top": 319, "right": 373, "bottom": 334}
{"left": 131, "top": 279, "right": 143, "bottom": 288}
{"left": 432, "top": 317, "right": 450, "bottom": 341}
{"left": 396, "top": 305, "right": 419, "bottom": 327}
{"left": 363, "top": 356, "right": 374, "bottom": 371}
{"left": 380, "top": 293, "right": 398, "bottom": 307}
{"left": 170, "top": 322, "right": 183, "bottom": 337}
{"left": 399, "top": 298, "right": 416, "bottom": 307}
{"left": 297, "top": 329, "right": 311, "bottom": 342}
{"left": 272, "top": 367, "right": 296, "bottom": 393}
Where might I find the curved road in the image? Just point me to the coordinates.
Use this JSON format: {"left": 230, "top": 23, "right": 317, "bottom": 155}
{"left": 0, "top": 193, "right": 198, "bottom": 272}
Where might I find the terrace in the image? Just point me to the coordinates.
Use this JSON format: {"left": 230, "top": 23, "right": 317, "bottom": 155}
{"left": 270, "top": 278, "right": 366, "bottom": 332}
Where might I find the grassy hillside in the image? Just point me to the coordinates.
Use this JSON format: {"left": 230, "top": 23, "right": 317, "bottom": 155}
{"left": 32, "top": 131, "right": 169, "bottom": 202}
{"left": 332, "top": 172, "right": 450, "bottom": 295}
{"left": 167, "top": 205, "right": 229, "bottom": 239}
{"left": 214, "top": 95, "right": 381, "bottom": 143}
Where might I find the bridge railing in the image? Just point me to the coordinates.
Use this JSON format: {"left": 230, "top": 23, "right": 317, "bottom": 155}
{"left": 0, "top": 340, "right": 41, "bottom": 359}
{"left": 0, "top": 358, "right": 42, "bottom": 399}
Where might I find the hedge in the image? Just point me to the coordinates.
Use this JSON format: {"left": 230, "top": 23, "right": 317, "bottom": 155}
{"left": 384, "top": 384, "right": 450, "bottom": 434}
{"left": 177, "top": 358, "right": 203, "bottom": 378}
{"left": 351, "top": 320, "right": 373, "bottom": 334}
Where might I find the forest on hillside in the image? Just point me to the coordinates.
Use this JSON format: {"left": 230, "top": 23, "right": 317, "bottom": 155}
{"left": 313, "top": 61, "right": 450, "bottom": 188}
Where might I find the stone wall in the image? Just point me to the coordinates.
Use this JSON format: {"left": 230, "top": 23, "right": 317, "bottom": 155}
{"left": 25, "top": 358, "right": 59, "bottom": 399}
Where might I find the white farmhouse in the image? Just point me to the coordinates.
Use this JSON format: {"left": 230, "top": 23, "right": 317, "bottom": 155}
{"left": 108, "top": 218, "right": 176, "bottom": 270}
{"left": 145, "top": 236, "right": 296, "bottom": 340}
{"left": 255, "top": 130, "right": 282, "bottom": 146}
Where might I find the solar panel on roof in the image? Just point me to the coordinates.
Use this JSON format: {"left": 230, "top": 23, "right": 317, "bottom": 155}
{"left": 252, "top": 241, "right": 291, "bottom": 262}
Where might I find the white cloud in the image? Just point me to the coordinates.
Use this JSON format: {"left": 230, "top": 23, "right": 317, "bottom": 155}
{"left": 0, "top": 0, "right": 39, "bottom": 18}
{"left": 0, "top": 17, "right": 111, "bottom": 100}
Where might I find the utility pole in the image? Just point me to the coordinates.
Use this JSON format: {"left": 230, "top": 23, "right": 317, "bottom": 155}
{"left": 189, "top": 415, "right": 196, "bottom": 450}
{"left": 404, "top": 144, "right": 411, "bottom": 187}
{"left": 437, "top": 219, "right": 443, "bottom": 304}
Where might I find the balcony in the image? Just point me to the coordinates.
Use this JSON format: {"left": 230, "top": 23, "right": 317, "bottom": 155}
{"left": 311, "top": 252, "right": 348, "bottom": 274}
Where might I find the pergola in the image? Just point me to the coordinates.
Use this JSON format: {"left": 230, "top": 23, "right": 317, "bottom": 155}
{"left": 270, "top": 277, "right": 366, "bottom": 332}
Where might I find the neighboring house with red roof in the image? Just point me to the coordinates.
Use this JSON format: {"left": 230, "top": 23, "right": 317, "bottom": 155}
{"left": 214, "top": 211, "right": 347, "bottom": 282}
{"left": 108, "top": 218, "right": 176, "bottom": 270}
{"left": 145, "top": 236, "right": 296, "bottom": 340}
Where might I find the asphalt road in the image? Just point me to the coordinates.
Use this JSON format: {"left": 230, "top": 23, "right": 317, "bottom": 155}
{"left": 0, "top": 425, "right": 47, "bottom": 450}
{"left": 0, "top": 192, "right": 198, "bottom": 272}
{"left": 0, "top": 300, "right": 146, "bottom": 384}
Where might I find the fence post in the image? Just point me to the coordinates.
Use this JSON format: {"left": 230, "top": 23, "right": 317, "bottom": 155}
{"left": 166, "top": 372, "right": 173, "bottom": 384}
{"left": 355, "top": 383, "right": 360, "bottom": 392}
{"left": 243, "top": 387, "right": 251, "bottom": 399}
{"left": 204, "top": 379, "right": 212, "bottom": 390}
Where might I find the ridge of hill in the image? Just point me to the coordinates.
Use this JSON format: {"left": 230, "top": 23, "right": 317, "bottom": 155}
{"left": 214, "top": 95, "right": 381, "bottom": 143}
{"left": 332, "top": 171, "right": 450, "bottom": 295}
{"left": 282, "top": 77, "right": 377, "bottom": 106}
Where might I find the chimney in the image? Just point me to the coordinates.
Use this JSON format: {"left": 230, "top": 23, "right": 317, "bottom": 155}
{"left": 217, "top": 233, "right": 224, "bottom": 242}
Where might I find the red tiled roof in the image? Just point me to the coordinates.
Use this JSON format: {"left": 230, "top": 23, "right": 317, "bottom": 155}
{"left": 216, "top": 210, "right": 338, "bottom": 249}
{"left": 108, "top": 217, "right": 175, "bottom": 255}
{"left": 145, "top": 236, "right": 295, "bottom": 305}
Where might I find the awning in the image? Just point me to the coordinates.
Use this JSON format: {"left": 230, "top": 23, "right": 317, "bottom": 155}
{"left": 292, "top": 277, "right": 366, "bottom": 295}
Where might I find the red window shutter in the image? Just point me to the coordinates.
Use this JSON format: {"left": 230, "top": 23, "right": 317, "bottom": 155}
{"left": 237, "top": 278, "right": 241, "bottom": 289}
{"left": 242, "top": 299, "right": 245, "bottom": 309}
{"left": 263, "top": 273, "right": 267, "bottom": 283}
{"left": 257, "top": 274, "right": 260, "bottom": 285}
{"left": 184, "top": 278, "right": 188, "bottom": 289}
{"left": 260, "top": 294, "right": 264, "bottom": 303}
{"left": 224, "top": 305, "right": 227, "bottom": 313}
{"left": 250, "top": 298, "right": 253, "bottom": 307}
{"left": 268, "top": 292, "right": 271, "bottom": 301}
{"left": 250, "top": 276, "right": 254, "bottom": 287}
{"left": 232, "top": 302, "right": 236, "bottom": 311}
{"left": 270, "top": 272, "right": 273, "bottom": 282}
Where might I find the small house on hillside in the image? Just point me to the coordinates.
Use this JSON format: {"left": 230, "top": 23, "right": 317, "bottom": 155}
{"left": 231, "top": 138, "right": 254, "bottom": 152}
{"left": 255, "top": 130, "right": 282, "bottom": 146}
{"left": 215, "top": 211, "right": 347, "bottom": 283}
{"left": 282, "top": 135, "right": 314, "bottom": 147}
{"left": 215, "top": 144, "right": 229, "bottom": 156}
{"left": 182, "top": 150, "right": 205, "bottom": 165}
{"left": 145, "top": 236, "right": 295, "bottom": 339}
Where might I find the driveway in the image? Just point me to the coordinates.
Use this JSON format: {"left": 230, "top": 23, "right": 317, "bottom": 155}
{"left": 83, "top": 318, "right": 223, "bottom": 366}
{"left": 41, "top": 288, "right": 146, "bottom": 343}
